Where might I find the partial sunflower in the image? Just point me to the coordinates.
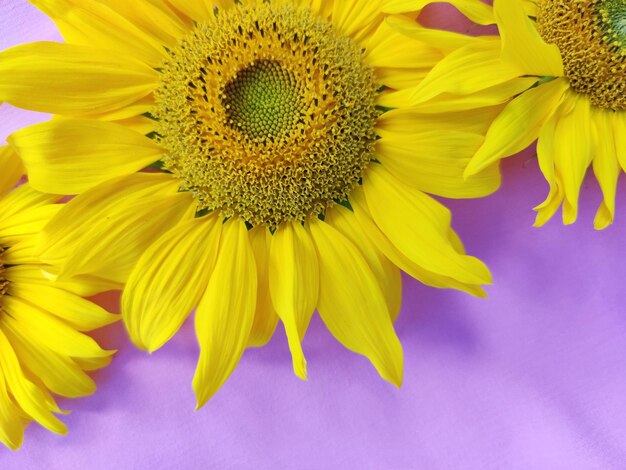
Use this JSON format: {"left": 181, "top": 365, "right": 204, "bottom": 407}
{"left": 0, "top": 146, "right": 117, "bottom": 450}
{"left": 1, "top": 0, "right": 497, "bottom": 407}
{"left": 407, "top": 0, "right": 626, "bottom": 229}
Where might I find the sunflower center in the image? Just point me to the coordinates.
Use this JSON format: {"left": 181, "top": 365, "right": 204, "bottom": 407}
{"left": 536, "top": 0, "right": 626, "bottom": 110}
{"left": 155, "top": 3, "right": 379, "bottom": 227}
{"left": 222, "top": 60, "right": 302, "bottom": 141}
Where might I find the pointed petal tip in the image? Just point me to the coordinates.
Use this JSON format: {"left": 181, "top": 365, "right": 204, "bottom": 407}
{"left": 293, "top": 362, "right": 309, "bottom": 382}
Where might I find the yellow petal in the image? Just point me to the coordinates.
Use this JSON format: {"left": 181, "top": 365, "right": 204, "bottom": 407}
{"left": 1, "top": 316, "right": 96, "bottom": 398}
{"left": 123, "top": 215, "right": 222, "bottom": 352}
{"left": 332, "top": 0, "right": 383, "bottom": 41}
{"left": 37, "top": 173, "right": 194, "bottom": 283}
{"left": 0, "top": 364, "right": 24, "bottom": 450}
{"left": 0, "top": 146, "right": 23, "bottom": 199}
{"left": 9, "top": 119, "right": 164, "bottom": 194}
{"left": 466, "top": 77, "right": 569, "bottom": 177}
{"left": 29, "top": 0, "right": 172, "bottom": 66}
{"left": 375, "top": 105, "right": 503, "bottom": 135}
{"left": 363, "top": 165, "right": 491, "bottom": 285}
{"left": 269, "top": 222, "right": 319, "bottom": 380}
{"left": 591, "top": 108, "right": 619, "bottom": 230}
{"left": 387, "top": 0, "right": 494, "bottom": 25}
{"left": 0, "top": 205, "right": 61, "bottom": 247}
{"left": 533, "top": 101, "right": 566, "bottom": 227}
{"left": 166, "top": 0, "right": 218, "bottom": 21}
{"left": 380, "top": 76, "right": 537, "bottom": 111}
{"left": 552, "top": 93, "right": 593, "bottom": 225}
{"left": 364, "top": 18, "right": 442, "bottom": 72}
{"left": 350, "top": 188, "right": 486, "bottom": 297}
{"left": 0, "top": 42, "right": 157, "bottom": 116}
{"left": 613, "top": 107, "right": 626, "bottom": 174}
{"left": 376, "top": 130, "right": 500, "bottom": 198}
{"left": 0, "top": 327, "right": 66, "bottom": 434}
{"left": 309, "top": 218, "right": 403, "bottom": 386}
{"left": 95, "top": 0, "right": 191, "bottom": 50}
{"left": 382, "top": 15, "right": 487, "bottom": 55}
{"left": 0, "top": 184, "right": 59, "bottom": 224}
{"left": 248, "top": 226, "right": 279, "bottom": 348}
{"left": 2, "top": 296, "right": 112, "bottom": 360}
{"left": 494, "top": 0, "right": 564, "bottom": 76}
{"left": 325, "top": 205, "right": 402, "bottom": 321}
{"left": 407, "top": 41, "right": 521, "bottom": 105}
{"left": 193, "top": 219, "right": 257, "bottom": 408}
{"left": 6, "top": 275, "right": 118, "bottom": 331}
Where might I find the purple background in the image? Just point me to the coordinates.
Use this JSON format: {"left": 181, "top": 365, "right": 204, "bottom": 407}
{"left": 2, "top": 2, "right": 626, "bottom": 468}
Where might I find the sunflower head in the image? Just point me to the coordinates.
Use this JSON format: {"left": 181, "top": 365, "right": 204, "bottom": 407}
{"left": 156, "top": 2, "right": 379, "bottom": 227}
{"left": 536, "top": 0, "right": 626, "bottom": 110}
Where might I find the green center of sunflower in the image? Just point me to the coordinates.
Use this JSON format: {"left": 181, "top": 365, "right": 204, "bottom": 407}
{"left": 154, "top": 3, "right": 379, "bottom": 227}
{"left": 536, "top": 0, "right": 626, "bottom": 110}
{"left": 222, "top": 60, "right": 302, "bottom": 141}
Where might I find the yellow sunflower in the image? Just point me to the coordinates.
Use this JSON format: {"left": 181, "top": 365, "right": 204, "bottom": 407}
{"left": 1, "top": 0, "right": 497, "bottom": 407}
{"left": 0, "top": 146, "right": 117, "bottom": 450}
{"left": 409, "top": 0, "right": 626, "bottom": 228}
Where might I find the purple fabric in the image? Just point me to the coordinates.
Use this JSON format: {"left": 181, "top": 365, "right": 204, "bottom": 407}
{"left": 2, "top": 2, "right": 626, "bottom": 468}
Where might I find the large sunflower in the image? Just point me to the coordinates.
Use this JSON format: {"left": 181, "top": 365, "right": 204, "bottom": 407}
{"left": 1, "top": 0, "right": 497, "bottom": 407}
{"left": 0, "top": 146, "right": 117, "bottom": 450}
{"left": 410, "top": 0, "right": 626, "bottom": 228}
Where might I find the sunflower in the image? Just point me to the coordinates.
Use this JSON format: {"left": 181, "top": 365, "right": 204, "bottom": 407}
{"left": 0, "top": 146, "right": 117, "bottom": 450}
{"left": 409, "top": 0, "right": 626, "bottom": 228}
{"left": 1, "top": 0, "right": 496, "bottom": 407}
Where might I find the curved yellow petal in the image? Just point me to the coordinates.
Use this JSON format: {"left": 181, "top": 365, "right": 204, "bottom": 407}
{"left": 363, "top": 165, "right": 491, "bottom": 285}
{"left": 9, "top": 119, "right": 164, "bottom": 194}
{"left": 6, "top": 275, "right": 117, "bottom": 331}
{"left": 123, "top": 215, "right": 222, "bottom": 352}
{"left": 552, "top": 93, "right": 593, "bottom": 225}
{"left": 363, "top": 21, "right": 443, "bottom": 88}
{"left": 494, "top": 0, "right": 563, "bottom": 76}
{"left": 386, "top": 0, "right": 494, "bottom": 25}
{"left": 269, "top": 222, "right": 319, "bottom": 380}
{"left": 592, "top": 108, "right": 619, "bottom": 230}
{"left": 193, "top": 219, "right": 257, "bottom": 408}
{"left": 309, "top": 218, "right": 403, "bottom": 386}
{"left": 382, "top": 15, "right": 487, "bottom": 55}
{"left": 533, "top": 100, "right": 567, "bottom": 227}
{"left": 466, "top": 77, "right": 569, "bottom": 176}
{"left": 248, "top": 227, "right": 279, "bottom": 348}
{"left": 0, "top": 42, "right": 157, "bottom": 116}
{"left": 2, "top": 296, "right": 112, "bottom": 360}
{"left": 0, "top": 328, "right": 66, "bottom": 435}
{"left": 0, "top": 146, "right": 23, "bottom": 199}
{"left": 0, "top": 205, "right": 61, "bottom": 247}
{"left": 380, "top": 76, "right": 537, "bottom": 111}
{"left": 97, "top": 0, "right": 191, "bottom": 49}
{"left": 375, "top": 105, "right": 503, "bottom": 135}
{"left": 166, "top": 0, "right": 218, "bottom": 21}
{"left": 0, "top": 184, "right": 59, "bottom": 224}
{"left": 332, "top": 0, "right": 383, "bottom": 41}
{"left": 1, "top": 317, "right": 95, "bottom": 398}
{"left": 376, "top": 131, "right": 500, "bottom": 198}
{"left": 37, "top": 173, "right": 194, "bottom": 283}
{"left": 326, "top": 205, "right": 402, "bottom": 321}
{"left": 0, "top": 364, "right": 24, "bottom": 450}
{"left": 613, "top": 108, "right": 626, "bottom": 174}
{"left": 408, "top": 41, "right": 521, "bottom": 105}
{"left": 350, "top": 188, "right": 486, "bottom": 297}
{"left": 29, "top": 0, "right": 172, "bottom": 66}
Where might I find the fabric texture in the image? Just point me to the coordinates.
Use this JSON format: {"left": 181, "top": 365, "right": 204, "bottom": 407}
{"left": 1, "top": 2, "right": 625, "bottom": 468}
